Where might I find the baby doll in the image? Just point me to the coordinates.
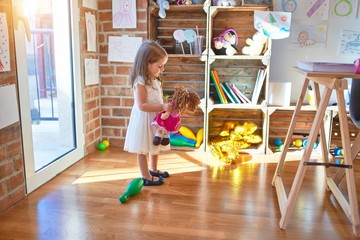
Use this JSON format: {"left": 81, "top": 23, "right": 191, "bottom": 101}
{"left": 152, "top": 87, "right": 201, "bottom": 146}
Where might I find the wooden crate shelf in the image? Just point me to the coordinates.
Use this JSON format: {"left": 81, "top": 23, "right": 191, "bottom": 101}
{"left": 207, "top": 108, "right": 265, "bottom": 153}
{"left": 268, "top": 109, "right": 316, "bottom": 153}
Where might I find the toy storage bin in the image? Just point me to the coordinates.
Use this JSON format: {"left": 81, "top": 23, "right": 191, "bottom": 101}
{"left": 207, "top": 108, "right": 266, "bottom": 154}
{"left": 267, "top": 107, "right": 318, "bottom": 154}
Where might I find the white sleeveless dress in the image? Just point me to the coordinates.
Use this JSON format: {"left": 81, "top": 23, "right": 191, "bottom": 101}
{"left": 124, "top": 76, "right": 170, "bottom": 155}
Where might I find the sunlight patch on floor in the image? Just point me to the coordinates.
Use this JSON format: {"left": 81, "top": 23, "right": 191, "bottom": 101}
{"left": 72, "top": 152, "right": 208, "bottom": 184}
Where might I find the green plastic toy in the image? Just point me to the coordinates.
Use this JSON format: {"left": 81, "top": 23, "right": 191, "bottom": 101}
{"left": 119, "top": 178, "right": 144, "bottom": 203}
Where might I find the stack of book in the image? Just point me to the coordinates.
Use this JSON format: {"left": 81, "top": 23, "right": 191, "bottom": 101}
{"left": 210, "top": 68, "right": 267, "bottom": 105}
{"left": 210, "top": 69, "right": 251, "bottom": 104}
{"left": 297, "top": 61, "right": 354, "bottom": 72}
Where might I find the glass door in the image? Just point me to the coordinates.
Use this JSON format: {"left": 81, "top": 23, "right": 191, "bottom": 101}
{"left": 13, "top": 0, "right": 84, "bottom": 193}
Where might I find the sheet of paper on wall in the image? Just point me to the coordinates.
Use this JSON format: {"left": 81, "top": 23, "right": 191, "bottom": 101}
{"left": 84, "top": 58, "right": 99, "bottom": 85}
{"left": 0, "top": 84, "right": 19, "bottom": 129}
{"left": 112, "top": 0, "right": 137, "bottom": 29}
{"left": 254, "top": 10, "right": 292, "bottom": 39}
{"left": 83, "top": 0, "right": 98, "bottom": 10}
{"left": 85, "top": 12, "right": 96, "bottom": 52}
{"left": 0, "top": 13, "right": 10, "bottom": 72}
{"left": 290, "top": 24, "right": 327, "bottom": 49}
{"left": 338, "top": 30, "right": 360, "bottom": 56}
{"left": 108, "top": 36, "right": 142, "bottom": 63}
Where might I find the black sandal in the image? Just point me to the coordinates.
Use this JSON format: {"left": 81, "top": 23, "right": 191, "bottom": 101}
{"left": 149, "top": 170, "right": 170, "bottom": 178}
{"left": 142, "top": 176, "right": 164, "bottom": 186}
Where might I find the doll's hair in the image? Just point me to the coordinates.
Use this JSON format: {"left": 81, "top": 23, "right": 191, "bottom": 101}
{"left": 130, "top": 40, "right": 168, "bottom": 88}
{"left": 171, "top": 87, "right": 201, "bottom": 113}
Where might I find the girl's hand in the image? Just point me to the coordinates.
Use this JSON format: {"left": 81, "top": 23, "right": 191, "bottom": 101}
{"left": 163, "top": 102, "right": 173, "bottom": 112}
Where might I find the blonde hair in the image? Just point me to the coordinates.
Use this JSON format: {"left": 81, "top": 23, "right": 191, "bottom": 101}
{"left": 130, "top": 40, "right": 168, "bottom": 88}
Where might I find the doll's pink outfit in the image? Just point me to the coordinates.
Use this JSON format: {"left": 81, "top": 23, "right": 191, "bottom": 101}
{"left": 151, "top": 110, "right": 181, "bottom": 133}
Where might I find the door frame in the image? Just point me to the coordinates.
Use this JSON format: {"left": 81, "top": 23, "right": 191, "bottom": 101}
{"left": 13, "top": 0, "right": 85, "bottom": 193}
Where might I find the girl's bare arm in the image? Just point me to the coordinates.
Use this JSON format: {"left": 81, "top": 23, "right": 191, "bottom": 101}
{"left": 135, "top": 84, "right": 172, "bottom": 112}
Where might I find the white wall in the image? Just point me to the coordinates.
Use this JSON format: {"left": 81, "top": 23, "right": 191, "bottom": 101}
{"left": 269, "top": 3, "right": 360, "bottom": 104}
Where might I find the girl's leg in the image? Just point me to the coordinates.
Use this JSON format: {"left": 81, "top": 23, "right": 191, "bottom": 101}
{"left": 137, "top": 153, "right": 161, "bottom": 181}
{"left": 149, "top": 153, "right": 170, "bottom": 178}
{"left": 149, "top": 153, "right": 159, "bottom": 172}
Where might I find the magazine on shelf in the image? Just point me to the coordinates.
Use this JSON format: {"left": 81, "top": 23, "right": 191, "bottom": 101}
{"left": 297, "top": 61, "right": 354, "bottom": 72}
{"left": 251, "top": 68, "right": 267, "bottom": 104}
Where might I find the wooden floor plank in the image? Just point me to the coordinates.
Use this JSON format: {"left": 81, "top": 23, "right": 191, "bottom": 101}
{"left": 0, "top": 148, "right": 359, "bottom": 239}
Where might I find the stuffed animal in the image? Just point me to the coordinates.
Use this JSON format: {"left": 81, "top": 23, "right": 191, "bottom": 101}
{"left": 241, "top": 32, "right": 268, "bottom": 56}
{"left": 212, "top": 28, "right": 238, "bottom": 56}
{"left": 216, "top": 0, "right": 236, "bottom": 6}
{"left": 151, "top": 87, "right": 201, "bottom": 146}
{"left": 156, "top": 0, "right": 170, "bottom": 19}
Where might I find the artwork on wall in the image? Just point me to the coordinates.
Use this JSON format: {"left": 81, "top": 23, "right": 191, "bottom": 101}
{"left": 290, "top": 24, "right": 328, "bottom": 48}
{"left": 112, "top": 0, "right": 137, "bottom": 29}
{"left": 329, "top": 0, "right": 358, "bottom": 19}
{"left": 273, "top": 0, "right": 330, "bottom": 20}
{"left": 0, "top": 13, "right": 10, "bottom": 72}
{"left": 254, "top": 10, "right": 292, "bottom": 39}
{"left": 83, "top": 0, "right": 98, "bottom": 10}
{"left": 108, "top": 36, "right": 142, "bottom": 62}
{"left": 84, "top": 58, "right": 99, "bottom": 85}
{"left": 0, "top": 84, "right": 19, "bottom": 129}
{"left": 338, "top": 30, "right": 360, "bottom": 55}
{"left": 85, "top": 12, "right": 96, "bottom": 52}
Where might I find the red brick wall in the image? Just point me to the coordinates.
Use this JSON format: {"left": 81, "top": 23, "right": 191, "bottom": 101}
{"left": 80, "top": 5, "right": 101, "bottom": 154}
{"left": 0, "top": 0, "right": 26, "bottom": 212}
{"left": 98, "top": 0, "right": 149, "bottom": 147}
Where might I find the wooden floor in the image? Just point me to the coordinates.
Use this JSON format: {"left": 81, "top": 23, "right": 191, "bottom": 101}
{"left": 0, "top": 148, "right": 360, "bottom": 239}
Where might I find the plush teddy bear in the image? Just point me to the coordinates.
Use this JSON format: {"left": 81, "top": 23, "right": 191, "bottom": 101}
{"left": 241, "top": 32, "right": 268, "bottom": 56}
{"left": 156, "top": 0, "right": 170, "bottom": 19}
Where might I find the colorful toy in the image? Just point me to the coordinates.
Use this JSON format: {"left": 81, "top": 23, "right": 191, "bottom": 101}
{"left": 102, "top": 139, "right": 110, "bottom": 148}
{"left": 170, "top": 135, "right": 196, "bottom": 147}
{"left": 212, "top": 28, "right": 238, "bottom": 56}
{"left": 333, "top": 147, "right": 343, "bottom": 156}
{"left": 241, "top": 31, "right": 268, "bottom": 56}
{"left": 152, "top": 87, "right": 200, "bottom": 146}
{"left": 302, "top": 139, "right": 319, "bottom": 149}
{"left": 274, "top": 138, "right": 282, "bottom": 147}
{"left": 209, "top": 121, "right": 262, "bottom": 164}
{"left": 179, "top": 125, "right": 197, "bottom": 141}
{"left": 119, "top": 178, "right": 144, "bottom": 203}
{"left": 195, "top": 128, "right": 204, "bottom": 148}
{"left": 98, "top": 139, "right": 110, "bottom": 151}
{"left": 156, "top": 0, "right": 170, "bottom": 19}
{"left": 293, "top": 139, "right": 303, "bottom": 148}
{"left": 97, "top": 142, "right": 106, "bottom": 151}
